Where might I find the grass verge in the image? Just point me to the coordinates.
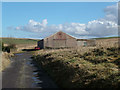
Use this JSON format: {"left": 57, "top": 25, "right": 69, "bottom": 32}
{"left": 32, "top": 46, "right": 120, "bottom": 88}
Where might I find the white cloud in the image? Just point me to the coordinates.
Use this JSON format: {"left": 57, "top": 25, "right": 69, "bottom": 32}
{"left": 86, "top": 20, "right": 118, "bottom": 37}
{"left": 104, "top": 4, "right": 118, "bottom": 22}
{"left": 41, "top": 19, "right": 48, "bottom": 27}
{"left": 13, "top": 3, "right": 118, "bottom": 39}
{"left": 15, "top": 19, "right": 48, "bottom": 32}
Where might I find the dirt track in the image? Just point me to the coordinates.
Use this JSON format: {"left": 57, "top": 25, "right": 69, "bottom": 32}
{"left": 2, "top": 52, "right": 58, "bottom": 89}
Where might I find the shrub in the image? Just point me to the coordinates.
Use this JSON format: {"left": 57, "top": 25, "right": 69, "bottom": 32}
{"left": 7, "top": 44, "right": 16, "bottom": 49}
{"left": 2, "top": 43, "right": 16, "bottom": 53}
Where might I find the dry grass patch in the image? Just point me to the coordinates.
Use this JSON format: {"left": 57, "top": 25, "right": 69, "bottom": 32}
{"left": 0, "top": 52, "right": 14, "bottom": 71}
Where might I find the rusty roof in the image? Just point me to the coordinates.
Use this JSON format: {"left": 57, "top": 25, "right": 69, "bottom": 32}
{"left": 44, "top": 31, "right": 76, "bottom": 40}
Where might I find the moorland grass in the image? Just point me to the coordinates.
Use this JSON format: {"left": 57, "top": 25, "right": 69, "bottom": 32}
{"left": 32, "top": 46, "right": 120, "bottom": 88}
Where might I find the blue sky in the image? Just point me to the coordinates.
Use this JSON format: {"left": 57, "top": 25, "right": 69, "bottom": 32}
{"left": 2, "top": 2, "right": 118, "bottom": 39}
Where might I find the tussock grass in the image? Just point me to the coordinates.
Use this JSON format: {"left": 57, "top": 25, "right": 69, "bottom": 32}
{"left": 32, "top": 38, "right": 120, "bottom": 88}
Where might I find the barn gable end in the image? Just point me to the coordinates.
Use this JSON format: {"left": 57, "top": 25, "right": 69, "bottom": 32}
{"left": 43, "top": 31, "right": 77, "bottom": 49}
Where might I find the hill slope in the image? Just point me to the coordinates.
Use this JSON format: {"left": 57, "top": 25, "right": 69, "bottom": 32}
{"left": 1, "top": 37, "right": 39, "bottom": 45}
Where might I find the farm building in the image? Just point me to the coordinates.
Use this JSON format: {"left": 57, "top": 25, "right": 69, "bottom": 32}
{"left": 77, "top": 39, "right": 96, "bottom": 47}
{"left": 38, "top": 31, "right": 77, "bottom": 49}
{"left": 37, "top": 31, "right": 96, "bottom": 49}
{"left": 41, "top": 31, "right": 77, "bottom": 48}
{"left": 37, "top": 39, "right": 44, "bottom": 49}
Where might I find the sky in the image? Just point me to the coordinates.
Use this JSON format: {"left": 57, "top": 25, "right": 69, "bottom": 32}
{"left": 2, "top": 2, "right": 118, "bottom": 39}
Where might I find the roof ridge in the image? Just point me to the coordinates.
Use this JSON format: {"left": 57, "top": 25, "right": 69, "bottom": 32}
{"left": 44, "top": 31, "right": 76, "bottom": 39}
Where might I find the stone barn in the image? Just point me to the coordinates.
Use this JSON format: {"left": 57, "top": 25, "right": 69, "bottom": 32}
{"left": 37, "top": 31, "right": 96, "bottom": 49}
{"left": 38, "top": 31, "right": 77, "bottom": 49}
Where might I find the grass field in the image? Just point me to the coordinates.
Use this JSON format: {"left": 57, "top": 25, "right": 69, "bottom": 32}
{"left": 1, "top": 37, "right": 39, "bottom": 45}
{"left": 1, "top": 37, "right": 40, "bottom": 52}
